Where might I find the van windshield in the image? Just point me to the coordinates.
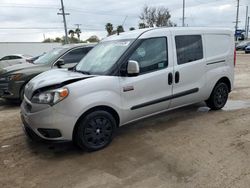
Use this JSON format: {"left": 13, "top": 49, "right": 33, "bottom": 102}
{"left": 75, "top": 40, "right": 132, "bottom": 75}
{"left": 34, "top": 48, "right": 64, "bottom": 65}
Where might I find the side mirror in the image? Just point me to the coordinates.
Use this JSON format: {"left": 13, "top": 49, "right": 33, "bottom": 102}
{"left": 127, "top": 60, "right": 140, "bottom": 76}
{"left": 55, "top": 59, "right": 65, "bottom": 68}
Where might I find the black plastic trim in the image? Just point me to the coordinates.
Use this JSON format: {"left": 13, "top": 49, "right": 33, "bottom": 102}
{"left": 206, "top": 60, "right": 226, "bottom": 65}
{"left": 21, "top": 115, "right": 69, "bottom": 143}
{"left": 131, "top": 88, "right": 199, "bottom": 110}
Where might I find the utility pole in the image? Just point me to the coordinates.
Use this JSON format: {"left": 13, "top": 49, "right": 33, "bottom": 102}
{"left": 75, "top": 24, "right": 81, "bottom": 29}
{"left": 247, "top": 16, "right": 250, "bottom": 39}
{"left": 57, "top": 0, "right": 70, "bottom": 44}
{"left": 182, "top": 0, "right": 185, "bottom": 27}
{"left": 245, "top": 6, "right": 249, "bottom": 39}
{"left": 235, "top": 0, "right": 240, "bottom": 31}
{"left": 122, "top": 16, "right": 128, "bottom": 27}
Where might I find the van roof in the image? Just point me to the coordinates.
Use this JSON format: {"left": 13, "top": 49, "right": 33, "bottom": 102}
{"left": 61, "top": 43, "right": 96, "bottom": 49}
{"left": 102, "top": 27, "right": 234, "bottom": 42}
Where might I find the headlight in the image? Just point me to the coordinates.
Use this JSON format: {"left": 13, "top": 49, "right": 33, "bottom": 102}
{"left": 0, "top": 77, "right": 7, "bottom": 81}
{"left": 8, "top": 74, "right": 23, "bottom": 81}
{"left": 31, "top": 88, "right": 69, "bottom": 105}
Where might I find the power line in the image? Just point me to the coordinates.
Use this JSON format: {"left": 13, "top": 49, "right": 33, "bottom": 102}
{"left": 0, "top": 27, "right": 65, "bottom": 30}
{"left": 0, "top": 3, "right": 137, "bottom": 17}
{"left": 0, "top": 27, "right": 104, "bottom": 31}
{"left": 0, "top": 5, "right": 58, "bottom": 9}
{"left": 57, "top": 0, "right": 69, "bottom": 44}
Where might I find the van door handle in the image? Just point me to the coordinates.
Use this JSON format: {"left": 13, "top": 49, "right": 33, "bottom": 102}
{"left": 175, "top": 71, "right": 180, "bottom": 83}
{"left": 168, "top": 73, "right": 173, "bottom": 85}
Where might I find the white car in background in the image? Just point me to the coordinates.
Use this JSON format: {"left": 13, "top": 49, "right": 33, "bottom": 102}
{"left": 0, "top": 54, "right": 33, "bottom": 69}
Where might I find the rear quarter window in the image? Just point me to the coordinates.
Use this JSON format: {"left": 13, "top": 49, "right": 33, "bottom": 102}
{"left": 204, "top": 34, "right": 231, "bottom": 58}
{"left": 175, "top": 35, "right": 203, "bottom": 65}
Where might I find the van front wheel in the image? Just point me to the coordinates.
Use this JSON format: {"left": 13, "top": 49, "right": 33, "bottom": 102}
{"left": 206, "top": 82, "right": 229, "bottom": 110}
{"left": 75, "top": 110, "right": 116, "bottom": 151}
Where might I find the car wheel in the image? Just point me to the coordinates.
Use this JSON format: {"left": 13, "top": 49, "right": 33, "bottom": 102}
{"left": 206, "top": 82, "right": 229, "bottom": 110}
{"left": 75, "top": 110, "right": 116, "bottom": 151}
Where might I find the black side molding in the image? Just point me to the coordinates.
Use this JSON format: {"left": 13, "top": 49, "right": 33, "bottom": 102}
{"left": 206, "top": 60, "right": 226, "bottom": 65}
{"left": 131, "top": 88, "right": 199, "bottom": 110}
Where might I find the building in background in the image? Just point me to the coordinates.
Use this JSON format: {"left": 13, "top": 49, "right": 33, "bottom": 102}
{"left": 0, "top": 42, "right": 62, "bottom": 58}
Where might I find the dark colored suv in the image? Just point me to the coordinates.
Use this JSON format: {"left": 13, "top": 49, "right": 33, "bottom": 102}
{"left": 0, "top": 44, "right": 94, "bottom": 100}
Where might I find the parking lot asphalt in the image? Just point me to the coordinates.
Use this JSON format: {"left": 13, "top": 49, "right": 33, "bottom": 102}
{"left": 1, "top": 53, "right": 250, "bottom": 188}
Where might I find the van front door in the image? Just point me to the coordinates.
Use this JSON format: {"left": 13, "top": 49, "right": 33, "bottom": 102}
{"left": 170, "top": 34, "right": 206, "bottom": 108}
{"left": 119, "top": 37, "right": 174, "bottom": 123}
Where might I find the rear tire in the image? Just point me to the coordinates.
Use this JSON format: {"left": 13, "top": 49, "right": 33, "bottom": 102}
{"left": 206, "top": 82, "right": 229, "bottom": 110}
{"left": 75, "top": 110, "right": 116, "bottom": 151}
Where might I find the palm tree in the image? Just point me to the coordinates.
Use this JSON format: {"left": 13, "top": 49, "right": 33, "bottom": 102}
{"left": 75, "top": 28, "right": 81, "bottom": 40}
{"left": 105, "top": 23, "right": 113, "bottom": 36}
{"left": 68, "top": 30, "right": 75, "bottom": 38}
{"left": 117, "top": 25, "right": 124, "bottom": 35}
{"left": 139, "top": 23, "right": 146, "bottom": 29}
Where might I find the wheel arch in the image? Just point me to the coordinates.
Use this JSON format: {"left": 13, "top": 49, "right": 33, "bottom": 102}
{"left": 216, "top": 77, "right": 231, "bottom": 92}
{"left": 72, "top": 105, "right": 120, "bottom": 140}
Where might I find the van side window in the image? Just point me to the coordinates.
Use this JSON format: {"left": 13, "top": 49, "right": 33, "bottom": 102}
{"left": 129, "top": 37, "right": 168, "bottom": 74}
{"left": 175, "top": 35, "right": 203, "bottom": 65}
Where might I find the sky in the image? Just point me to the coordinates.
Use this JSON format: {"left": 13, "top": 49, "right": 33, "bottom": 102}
{"left": 0, "top": 0, "right": 249, "bottom": 42}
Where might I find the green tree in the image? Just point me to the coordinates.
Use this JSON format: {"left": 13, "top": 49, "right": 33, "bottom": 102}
{"left": 138, "top": 23, "right": 147, "bottom": 29}
{"left": 54, "top": 37, "right": 62, "bottom": 43}
{"left": 139, "top": 5, "right": 176, "bottom": 27}
{"left": 86, "top": 35, "right": 100, "bottom": 43}
{"left": 105, "top": 23, "right": 113, "bottom": 36}
{"left": 42, "top": 38, "right": 54, "bottom": 43}
{"left": 68, "top": 30, "right": 75, "bottom": 38}
{"left": 117, "top": 25, "right": 125, "bottom": 35}
{"left": 75, "top": 28, "right": 81, "bottom": 40}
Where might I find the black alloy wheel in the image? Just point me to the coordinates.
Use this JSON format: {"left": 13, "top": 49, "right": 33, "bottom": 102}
{"left": 206, "top": 82, "right": 229, "bottom": 110}
{"left": 75, "top": 110, "right": 116, "bottom": 151}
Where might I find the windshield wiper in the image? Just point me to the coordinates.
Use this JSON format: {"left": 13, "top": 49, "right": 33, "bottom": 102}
{"left": 74, "top": 70, "right": 91, "bottom": 75}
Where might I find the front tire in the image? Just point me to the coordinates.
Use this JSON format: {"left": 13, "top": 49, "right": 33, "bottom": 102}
{"left": 75, "top": 110, "right": 116, "bottom": 151}
{"left": 206, "top": 82, "right": 229, "bottom": 110}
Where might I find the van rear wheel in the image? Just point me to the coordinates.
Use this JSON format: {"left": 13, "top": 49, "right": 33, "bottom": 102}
{"left": 75, "top": 110, "right": 116, "bottom": 151}
{"left": 206, "top": 82, "right": 229, "bottom": 110}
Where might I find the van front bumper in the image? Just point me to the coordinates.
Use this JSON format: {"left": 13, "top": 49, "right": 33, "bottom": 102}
{"left": 20, "top": 97, "right": 77, "bottom": 141}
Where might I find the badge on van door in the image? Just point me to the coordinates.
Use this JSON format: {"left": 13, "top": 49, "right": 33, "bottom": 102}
{"left": 123, "top": 86, "right": 134, "bottom": 92}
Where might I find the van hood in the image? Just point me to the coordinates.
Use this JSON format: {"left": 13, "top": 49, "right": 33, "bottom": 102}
{"left": 25, "top": 69, "right": 92, "bottom": 100}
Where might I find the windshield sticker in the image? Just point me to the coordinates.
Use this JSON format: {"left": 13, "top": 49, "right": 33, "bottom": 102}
{"left": 52, "top": 50, "right": 61, "bottom": 55}
{"left": 114, "top": 41, "right": 130, "bottom": 47}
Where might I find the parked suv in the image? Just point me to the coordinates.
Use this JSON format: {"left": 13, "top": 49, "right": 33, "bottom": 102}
{"left": 0, "top": 44, "right": 94, "bottom": 100}
{"left": 21, "top": 28, "right": 235, "bottom": 151}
